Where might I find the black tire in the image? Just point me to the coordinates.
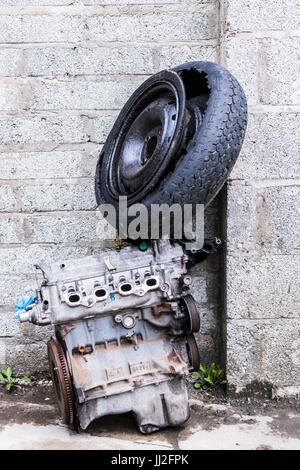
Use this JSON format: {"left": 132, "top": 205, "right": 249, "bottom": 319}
{"left": 95, "top": 61, "right": 247, "bottom": 237}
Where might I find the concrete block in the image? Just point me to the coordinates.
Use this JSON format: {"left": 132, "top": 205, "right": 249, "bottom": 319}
{"left": 93, "top": 112, "right": 120, "bottom": 143}
{"left": 0, "top": 311, "right": 21, "bottom": 337}
{"left": 24, "top": 46, "right": 155, "bottom": 76}
{"left": 18, "top": 322, "right": 54, "bottom": 344}
{"left": 224, "top": 37, "right": 259, "bottom": 106}
{"left": 195, "top": 333, "right": 219, "bottom": 366}
{"left": 226, "top": 0, "right": 299, "bottom": 32}
{"left": 0, "top": 148, "right": 99, "bottom": 180}
{"left": 18, "top": 211, "right": 102, "bottom": 244}
{"left": 0, "top": 184, "right": 19, "bottom": 212}
{"left": 226, "top": 183, "right": 300, "bottom": 256}
{"left": 5, "top": 340, "right": 51, "bottom": 374}
{"left": 190, "top": 277, "right": 208, "bottom": 304}
{"left": 0, "top": 276, "right": 39, "bottom": 307}
{"left": 225, "top": 36, "right": 299, "bottom": 106}
{"left": 158, "top": 44, "right": 218, "bottom": 70}
{"left": 226, "top": 253, "right": 300, "bottom": 319}
{"left": 198, "top": 306, "right": 219, "bottom": 334}
{"left": 18, "top": 179, "right": 97, "bottom": 212}
{"left": 0, "top": 245, "right": 91, "bottom": 276}
{"left": 0, "top": 215, "right": 24, "bottom": 244}
{"left": 191, "top": 264, "right": 221, "bottom": 303}
{"left": 0, "top": 319, "right": 54, "bottom": 346}
{"left": 27, "top": 77, "right": 146, "bottom": 111}
{"left": 258, "top": 37, "right": 299, "bottom": 105}
{"left": 86, "top": 5, "right": 217, "bottom": 42}
{"left": 0, "top": 49, "right": 23, "bottom": 76}
{"left": 24, "top": 43, "right": 217, "bottom": 78}
{"left": 230, "top": 112, "right": 300, "bottom": 180}
{"left": 0, "top": 79, "right": 23, "bottom": 111}
{"left": 0, "top": 14, "right": 84, "bottom": 43}
{"left": 0, "top": 114, "right": 90, "bottom": 147}
{"left": 0, "top": 340, "right": 6, "bottom": 368}
{"left": 226, "top": 319, "right": 300, "bottom": 390}
{"left": 0, "top": 211, "right": 118, "bottom": 245}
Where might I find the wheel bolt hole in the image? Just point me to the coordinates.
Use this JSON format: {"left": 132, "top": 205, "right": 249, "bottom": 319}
{"left": 143, "top": 135, "right": 158, "bottom": 164}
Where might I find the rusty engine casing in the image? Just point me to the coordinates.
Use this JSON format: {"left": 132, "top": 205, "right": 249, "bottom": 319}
{"left": 19, "top": 240, "right": 200, "bottom": 433}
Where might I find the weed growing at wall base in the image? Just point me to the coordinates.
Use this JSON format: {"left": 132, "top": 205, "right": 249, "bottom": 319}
{"left": 0, "top": 367, "right": 33, "bottom": 392}
{"left": 193, "top": 363, "right": 227, "bottom": 390}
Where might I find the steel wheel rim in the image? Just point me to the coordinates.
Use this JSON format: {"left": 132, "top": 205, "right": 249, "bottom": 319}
{"left": 105, "top": 71, "right": 187, "bottom": 202}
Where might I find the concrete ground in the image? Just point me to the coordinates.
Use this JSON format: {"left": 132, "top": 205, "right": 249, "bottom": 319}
{"left": 0, "top": 382, "right": 300, "bottom": 450}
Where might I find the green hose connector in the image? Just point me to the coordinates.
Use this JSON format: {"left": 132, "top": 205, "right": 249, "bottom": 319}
{"left": 139, "top": 241, "right": 148, "bottom": 251}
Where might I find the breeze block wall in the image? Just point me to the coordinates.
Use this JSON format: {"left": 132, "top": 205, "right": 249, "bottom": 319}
{"left": 220, "top": 0, "right": 300, "bottom": 395}
{"left": 0, "top": 0, "right": 221, "bottom": 373}
{"left": 1, "top": 0, "right": 298, "bottom": 395}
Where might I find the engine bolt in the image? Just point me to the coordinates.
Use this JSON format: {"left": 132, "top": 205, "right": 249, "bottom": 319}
{"left": 122, "top": 315, "right": 136, "bottom": 329}
{"left": 114, "top": 314, "right": 122, "bottom": 323}
{"left": 183, "top": 275, "right": 192, "bottom": 285}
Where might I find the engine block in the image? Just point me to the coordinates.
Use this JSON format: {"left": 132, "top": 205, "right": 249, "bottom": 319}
{"left": 18, "top": 240, "right": 200, "bottom": 433}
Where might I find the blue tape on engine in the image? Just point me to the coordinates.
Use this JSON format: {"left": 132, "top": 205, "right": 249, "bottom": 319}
{"left": 14, "top": 295, "right": 38, "bottom": 318}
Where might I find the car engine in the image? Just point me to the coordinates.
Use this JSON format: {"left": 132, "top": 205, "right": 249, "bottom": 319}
{"left": 17, "top": 239, "right": 201, "bottom": 433}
